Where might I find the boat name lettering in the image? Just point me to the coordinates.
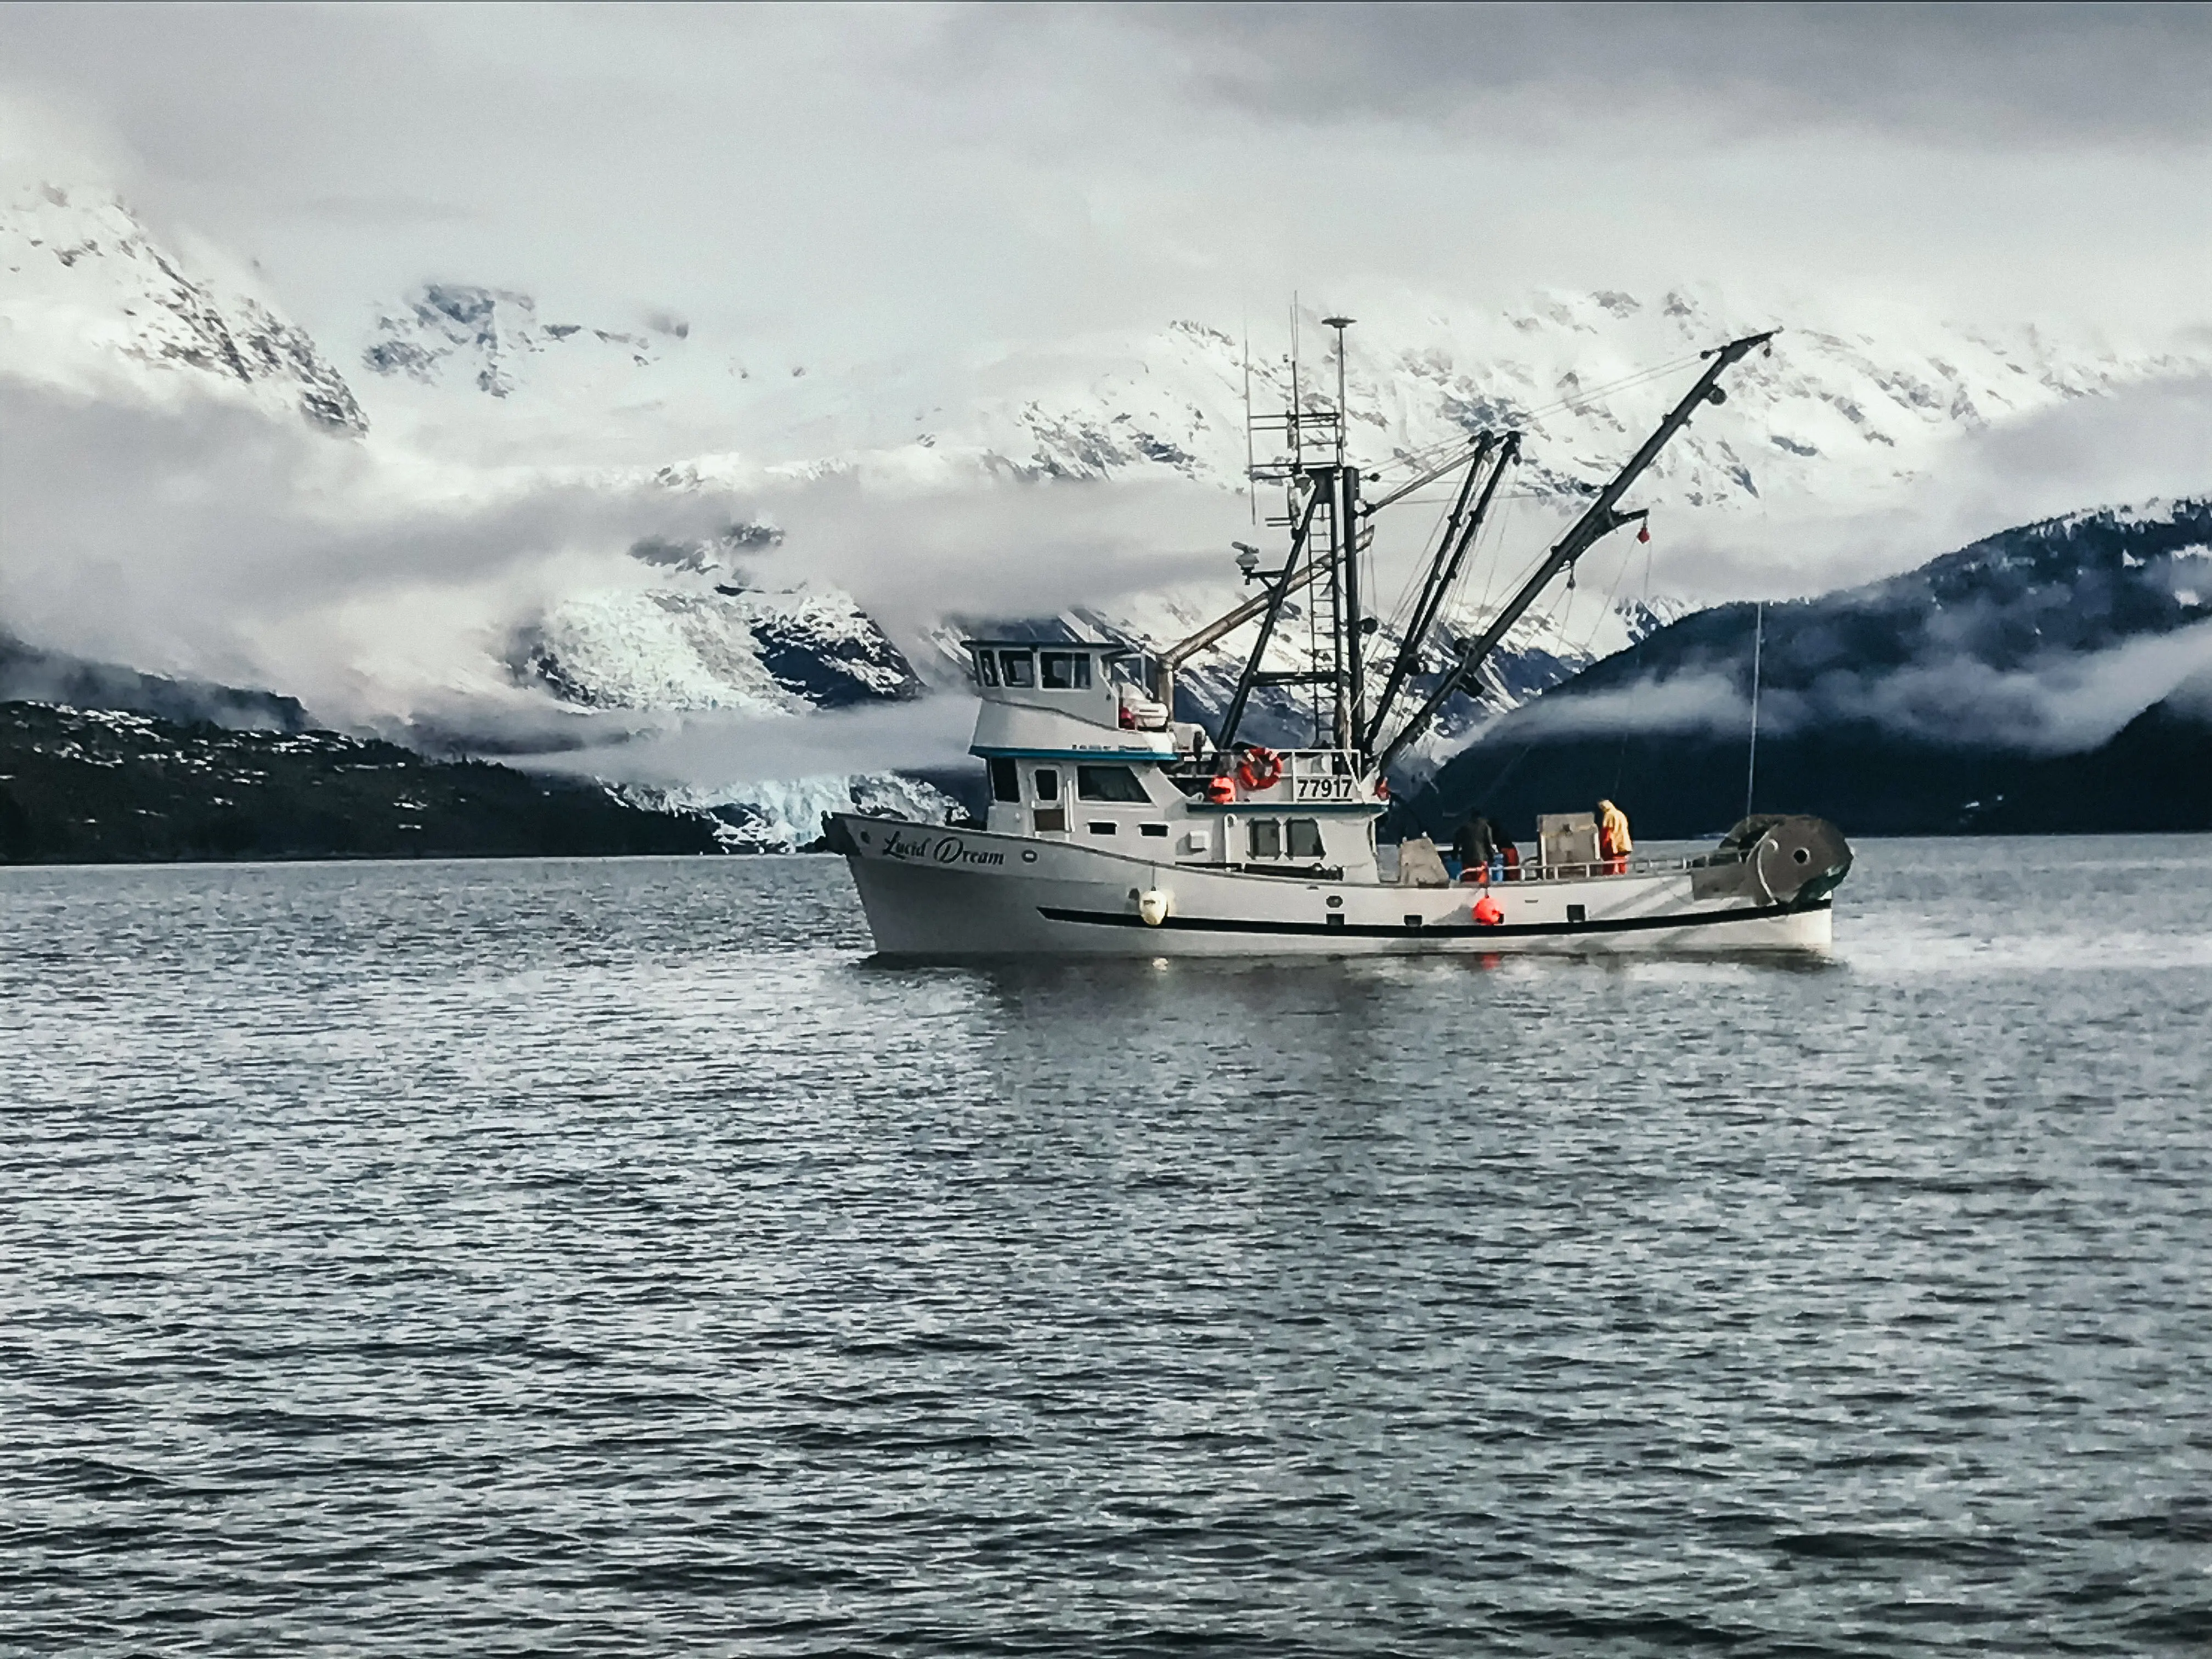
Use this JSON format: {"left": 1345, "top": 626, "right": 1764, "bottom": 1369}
{"left": 876, "top": 831, "right": 1007, "bottom": 868}
{"left": 881, "top": 829, "right": 1005, "bottom": 866}
{"left": 1295, "top": 776, "right": 1358, "bottom": 801}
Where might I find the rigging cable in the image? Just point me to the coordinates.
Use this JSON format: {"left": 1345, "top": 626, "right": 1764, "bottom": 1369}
{"left": 1358, "top": 351, "right": 1705, "bottom": 481}
{"left": 1612, "top": 532, "right": 1658, "bottom": 799}
{"left": 1745, "top": 600, "right": 1764, "bottom": 821}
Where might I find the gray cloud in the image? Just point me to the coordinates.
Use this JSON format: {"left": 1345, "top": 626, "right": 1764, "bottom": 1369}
{"left": 0, "top": 371, "right": 1245, "bottom": 768}
{"left": 1131, "top": 2, "right": 2212, "bottom": 143}
{"left": 3, "top": 0, "right": 2206, "bottom": 365}
{"left": 726, "top": 471, "right": 1248, "bottom": 648}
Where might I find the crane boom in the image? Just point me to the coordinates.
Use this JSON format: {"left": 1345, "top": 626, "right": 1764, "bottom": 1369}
{"left": 1370, "top": 330, "right": 1776, "bottom": 778}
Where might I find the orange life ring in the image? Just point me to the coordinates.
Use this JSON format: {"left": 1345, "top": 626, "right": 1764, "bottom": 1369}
{"left": 1235, "top": 746, "right": 1283, "bottom": 792}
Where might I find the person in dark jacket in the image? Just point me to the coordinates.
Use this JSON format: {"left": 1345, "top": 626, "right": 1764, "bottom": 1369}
{"left": 1452, "top": 812, "right": 1497, "bottom": 883}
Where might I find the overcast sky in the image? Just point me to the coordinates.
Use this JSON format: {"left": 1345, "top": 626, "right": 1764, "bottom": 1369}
{"left": 5, "top": 1, "right": 2210, "bottom": 365}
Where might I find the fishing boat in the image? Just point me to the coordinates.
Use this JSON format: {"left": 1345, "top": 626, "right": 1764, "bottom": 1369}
{"left": 823, "top": 323, "right": 1852, "bottom": 958}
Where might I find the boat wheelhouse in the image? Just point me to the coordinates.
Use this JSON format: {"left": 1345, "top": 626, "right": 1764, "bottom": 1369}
{"left": 963, "top": 639, "right": 1383, "bottom": 883}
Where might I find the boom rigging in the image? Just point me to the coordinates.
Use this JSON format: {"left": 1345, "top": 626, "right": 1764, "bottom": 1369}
{"left": 1161, "top": 322, "right": 1777, "bottom": 784}
{"left": 1369, "top": 329, "right": 1777, "bottom": 777}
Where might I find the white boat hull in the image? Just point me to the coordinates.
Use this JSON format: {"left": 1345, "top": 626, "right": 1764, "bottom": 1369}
{"left": 828, "top": 816, "right": 1834, "bottom": 959}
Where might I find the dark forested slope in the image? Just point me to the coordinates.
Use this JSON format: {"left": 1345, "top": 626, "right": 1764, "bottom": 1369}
{"left": 0, "top": 703, "right": 719, "bottom": 862}
{"left": 1401, "top": 502, "right": 2212, "bottom": 839}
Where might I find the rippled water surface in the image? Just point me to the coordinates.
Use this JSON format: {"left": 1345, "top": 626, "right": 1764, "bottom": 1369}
{"left": 4, "top": 838, "right": 2209, "bottom": 1655}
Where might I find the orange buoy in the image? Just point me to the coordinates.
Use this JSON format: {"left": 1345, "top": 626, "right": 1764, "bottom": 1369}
{"left": 1205, "top": 774, "right": 1236, "bottom": 805}
{"left": 1471, "top": 894, "right": 1505, "bottom": 927}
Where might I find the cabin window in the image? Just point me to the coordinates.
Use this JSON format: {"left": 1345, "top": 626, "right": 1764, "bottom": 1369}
{"left": 1286, "top": 819, "right": 1324, "bottom": 860}
{"left": 1246, "top": 819, "right": 1282, "bottom": 860}
{"left": 1040, "top": 651, "right": 1092, "bottom": 690}
{"left": 998, "top": 650, "right": 1034, "bottom": 687}
{"left": 1032, "top": 768, "right": 1060, "bottom": 803}
{"left": 1076, "top": 764, "right": 1149, "bottom": 803}
{"left": 975, "top": 651, "right": 999, "bottom": 687}
{"left": 988, "top": 758, "right": 1019, "bottom": 803}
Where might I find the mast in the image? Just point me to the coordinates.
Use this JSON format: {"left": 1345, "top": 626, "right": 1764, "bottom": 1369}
{"left": 1370, "top": 329, "right": 1777, "bottom": 778}
{"left": 1153, "top": 436, "right": 1483, "bottom": 715}
{"left": 1324, "top": 317, "right": 1361, "bottom": 753}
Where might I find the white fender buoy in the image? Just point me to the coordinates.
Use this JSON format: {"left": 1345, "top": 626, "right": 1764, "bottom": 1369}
{"left": 1138, "top": 888, "right": 1172, "bottom": 927}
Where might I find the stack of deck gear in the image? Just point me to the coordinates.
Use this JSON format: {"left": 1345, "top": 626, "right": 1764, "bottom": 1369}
{"left": 1396, "top": 837, "right": 1452, "bottom": 887}
{"left": 1537, "top": 812, "right": 1600, "bottom": 872}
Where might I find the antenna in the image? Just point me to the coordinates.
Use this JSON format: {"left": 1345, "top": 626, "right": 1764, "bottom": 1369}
{"left": 1242, "top": 318, "right": 1256, "bottom": 527}
{"left": 1323, "top": 315, "right": 1353, "bottom": 464}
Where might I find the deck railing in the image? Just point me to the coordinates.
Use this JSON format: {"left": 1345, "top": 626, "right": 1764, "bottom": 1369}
{"left": 1484, "top": 847, "right": 1747, "bottom": 883}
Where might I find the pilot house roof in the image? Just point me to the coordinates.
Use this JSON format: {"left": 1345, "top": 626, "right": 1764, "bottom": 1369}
{"left": 961, "top": 639, "right": 1135, "bottom": 657}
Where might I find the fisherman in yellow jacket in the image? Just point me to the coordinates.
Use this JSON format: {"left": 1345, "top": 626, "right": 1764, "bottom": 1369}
{"left": 1598, "top": 798, "right": 1633, "bottom": 873}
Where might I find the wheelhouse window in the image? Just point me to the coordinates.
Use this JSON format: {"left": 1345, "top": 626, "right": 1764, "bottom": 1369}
{"left": 974, "top": 650, "right": 1000, "bottom": 687}
{"left": 1246, "top": 819, "right": 1282, "bottom": 860}
{"left": 988, "top": 758, "right": 1019, "bottom": 803}
{"left": 1032, "top": 768, "right": 1060, "bottom": 803}
{"left": 1286, "top": 819, "right": 1324, "bottom": 860}
{"left": 998, "top": 650, "right": 1034, "bottom": 687}
{"left": 1040, "top": 651, "right": 1092, "bottom": 690}
{"left": 1076, "top": 764, "right": 1149, "bottom": 803}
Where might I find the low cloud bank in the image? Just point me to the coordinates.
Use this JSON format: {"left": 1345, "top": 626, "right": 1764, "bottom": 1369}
{"left": 1510, "top": 619, "right": 2212, "bottom": 754}
{"left": 511, "top": 695, "right": 981, "bottom": 792}
{"left": 0, "top": 376, "right": 744, "bottom": 723}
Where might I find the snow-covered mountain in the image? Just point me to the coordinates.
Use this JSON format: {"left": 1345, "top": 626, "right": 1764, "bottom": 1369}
{"left": 11, "top": 173, "right": 2211, "bottom": 849}
{"left": 524, "top": 285, "right": 2208, "bottom": 781}
{"left": 0, "top": 182, "right": 366, "bottom": 434}
{"left": 941, "top": 295, "right": 2193, "bottom": 514}
{"left": 363, "top": 283, "right": 681, "bottom": 399}
{"left": 424, "top": 289, "right": 2202, "bottom": 522}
